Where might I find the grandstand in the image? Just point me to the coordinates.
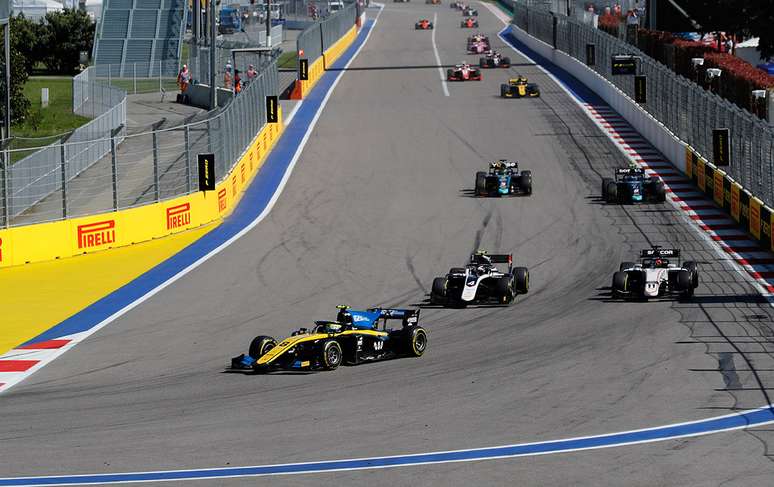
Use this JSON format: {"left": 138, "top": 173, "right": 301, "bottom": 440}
{"left": 92, "top": 0, "right": 186, "bottom": 77}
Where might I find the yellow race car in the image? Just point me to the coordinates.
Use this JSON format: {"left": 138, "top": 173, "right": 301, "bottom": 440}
{"left": 500, "top": 76, "right": 540, "bottom": 98}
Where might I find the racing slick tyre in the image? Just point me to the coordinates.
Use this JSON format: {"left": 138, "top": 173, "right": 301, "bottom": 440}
{"left": 248, "top": 335, "right": 276, "bottom": 360}
{"left": 513, "top": 267, "right": 529, "bottom": 294}
{"left": 619, "top": 261, "right": 636, "bottom": 272}
{"left": 479, "top": 58, "right": 486, "bottom": 68}
{"left": 475, "top": 171, "right": 487, "bottom": 196}
{"left": 676, "top": 270, "right": 694, "bottom": 298}
{"left": 502, "top": 56, "right": 511, "bottom": 67}
{"left": 495, "top": 276, "right": 515, "bottom": 304}
{"left": 431, "top": 277, "right": 448, "bottom": 305}
{"left": 654, "top": 181, "right": 666, "bottom": 202}
{"left": 405, "top": 326, "right": 428, "bottom": 357}
{"left": 500, "top": 84, "right": 509, "bottom": 97}
{"left": 683, "top": 261, "right": 699, "bottom": 288}
{"left": 519, "top": 171, "right": 532, "bottom": 195}
{"left": 320, "top": 340, "right": 343, "bottom": 370}
{"left": 601, "top": 177, "right": 613, "bottom": 200}
{"left": 605, "top": 181, "right": 618, "bottom": 203}
{"left": 446, "top": 68, "right": 454, "bottom": 80}
{"left": 612, "top": 271, "right": 628, "bottom": 298}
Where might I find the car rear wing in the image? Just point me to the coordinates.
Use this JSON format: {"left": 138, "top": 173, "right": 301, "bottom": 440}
{"left": 640, "top": 248, "right": 680, "bottom": 258}
{"left": 470, "top": 253, "right": 512, "bottom": 264}
{"left": 615, "top": 168, "right": 645, "bottom": 175}
{"left": 370, "top": 308, "right": 421, "bottom": 327}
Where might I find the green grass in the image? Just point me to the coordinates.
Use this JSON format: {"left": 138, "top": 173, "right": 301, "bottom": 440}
{"left": 15, "top": 77, "right": 90, "bottom": 139}
{"left": 278, "top": 51, "right": 298, "bottom": 69}
{"left": 10, "top": 77, "right": 92, "bottom": 163}
{"left": 106, "top": 78, "right": 179, "bottom": 94}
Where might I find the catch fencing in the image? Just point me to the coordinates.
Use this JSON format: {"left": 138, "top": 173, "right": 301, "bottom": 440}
{"left": 0, "top": 58, "right": 279, "bottom": 227}
{"left": 186, "top": 28, "right": 281, "bottom": 91}
{"left": 81, "top": 61, "right": 181, "bottom": 95}
{"left": 511, "top": 2, "right": 774, "bottom": 207}
{"left": 297, "top": 1, "right": 358, "bottom": 65}
{"left": 0, "top": 72, "right": 127, "bottom": 223}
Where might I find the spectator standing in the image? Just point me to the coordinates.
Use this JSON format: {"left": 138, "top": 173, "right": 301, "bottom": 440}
{"left": 177, "top": 64, "right": 191, "bottom": 93}
{"left": 246, "top": 64, "right": 257, "bottom": 83}
{"left": 234, "top": 69, "right": 242, "bottom": 94}
{"left": 224, "top": 62, "right": 233, "bottom": 89}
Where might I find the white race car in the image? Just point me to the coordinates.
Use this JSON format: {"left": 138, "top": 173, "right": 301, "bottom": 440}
{"left": 612, "top": 247, "right": 699, "bottom": 299}
{"left": 430, "top": 251, "right": 529, "bottom": 306}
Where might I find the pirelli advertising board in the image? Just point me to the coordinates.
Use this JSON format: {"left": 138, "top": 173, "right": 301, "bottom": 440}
{"left": 0, "top": 105, "right": 285, "bottom": 268}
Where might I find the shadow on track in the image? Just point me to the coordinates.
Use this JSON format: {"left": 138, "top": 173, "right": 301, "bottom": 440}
{"left": 324, "top": 63, "right": 535, "bottom": 72}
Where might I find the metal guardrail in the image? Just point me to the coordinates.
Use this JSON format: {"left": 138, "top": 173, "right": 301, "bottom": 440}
{"left": 0, "top": 59, "right": 279, "bottom": 227}
{"left": 297, "top": 1, "right": 358, "bottom": 65}
{"left": 511, "top": 2, "right": 774, "bottom": 207}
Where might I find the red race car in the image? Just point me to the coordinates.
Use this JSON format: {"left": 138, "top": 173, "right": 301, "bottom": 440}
{"left": 415, "top": 18, "right": 434, "bottom": 29}
{"left": 460, "top": 17, "right": 478, "bottom": 28}
{"left": 447, "top": 63, "right": 482, "bottom": 81}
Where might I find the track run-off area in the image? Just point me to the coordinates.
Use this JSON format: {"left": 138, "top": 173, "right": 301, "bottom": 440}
{"left": 2, "top": 2, "right": 774, "bottom": 485}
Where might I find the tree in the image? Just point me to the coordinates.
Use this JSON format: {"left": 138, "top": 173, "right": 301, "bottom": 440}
{"left": 9, "top": 14, "right": 42, "bottom": 75}
{"left": 0, "top": 38, "right": 31, "bottom": 125}
{"left": 39, "top": 9, "right": 95, "bottom": 75}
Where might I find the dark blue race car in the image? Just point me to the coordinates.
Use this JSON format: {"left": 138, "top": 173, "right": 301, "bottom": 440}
{"left": 475, "top": 160, "right": 532, "bottom": 197}
{"left": 601, "top": 167, "right": 666, "bottom": 204}
{"left": 229, "top": 306, "right": 427, "bottom": 373}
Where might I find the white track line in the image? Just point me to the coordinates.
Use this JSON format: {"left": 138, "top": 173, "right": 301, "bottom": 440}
{"left": 431, "top": 12, "right": 450, "bottom": 96}
{"left": 0, "top": 6, "right": 386, "bottom": 396}
{"left": 481, "top": 1, "right": 774, "bottom": 302}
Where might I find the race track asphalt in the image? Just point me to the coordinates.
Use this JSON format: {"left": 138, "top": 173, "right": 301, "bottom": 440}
{"left": 2, "top": 3, "right": 773, "bottom": 485}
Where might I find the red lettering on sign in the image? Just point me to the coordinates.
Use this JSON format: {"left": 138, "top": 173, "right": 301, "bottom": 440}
{"left": 241, "top": 164, "right": 246, "bottom": 183}
{"left": 218, "top": 188, "right": 227, "bottom": 213}
{"left": 0, "top": 237, "right": 3, "bottom": 262}
{"left": 166, "top": 203, "right": 191, "bottom": 230}
{"left": 77, "top": 220, "right": 116, "bottom": 249}
{"left": 232, "top": 176, "right": 237, "bottom": 197}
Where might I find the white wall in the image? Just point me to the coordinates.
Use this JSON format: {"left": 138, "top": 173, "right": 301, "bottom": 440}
{"left": 509, "top": 25, "right": 688, "bottom": 174}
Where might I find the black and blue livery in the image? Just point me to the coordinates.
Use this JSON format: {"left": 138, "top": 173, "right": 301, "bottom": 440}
{"left": 602, "top": 167, "right": 666, "bottom": 204}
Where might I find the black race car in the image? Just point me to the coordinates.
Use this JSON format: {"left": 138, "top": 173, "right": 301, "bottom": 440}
{"left": 462, "top": 6, "right": 478, "bottom": 15}
{"left": 230, "top": 307, "right": 427, "bottom": 373}
{"left": 601, "top": 167, "right": 666, "bottom": 204}
{"left": 431, "top": 252, "right": 529, "bottom": 306}
{"left": 500, "top": 76, "right": 540, "bottom": 97}
{"left": 450, "top": 1, "right": 465, "bottom": 8}
{"left": 475, "top": 160, "right": 532, "bottom": 196}
{"left": 480, "top": 50, "right": 511, "bottom": 68}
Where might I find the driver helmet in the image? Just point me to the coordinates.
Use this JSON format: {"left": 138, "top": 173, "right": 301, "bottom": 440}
{"left": 655, "top": 258, "right": 663, "bottom": 267}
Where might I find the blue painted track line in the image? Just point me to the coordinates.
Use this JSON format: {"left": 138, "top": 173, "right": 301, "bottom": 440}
{"left": 23, "top": 18, "right": 376, "bottom": 347}
{"left": 1, "top": 406, "right": 773, "bottom": 485}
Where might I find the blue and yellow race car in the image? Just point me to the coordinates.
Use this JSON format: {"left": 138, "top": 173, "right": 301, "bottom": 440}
{"left": 230, "top": 306, "right": 427, "bottom": 373}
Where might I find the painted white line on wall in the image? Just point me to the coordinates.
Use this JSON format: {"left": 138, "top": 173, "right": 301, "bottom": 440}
{"left": 431, "top": 12, "right": 451, "bottom": 97}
